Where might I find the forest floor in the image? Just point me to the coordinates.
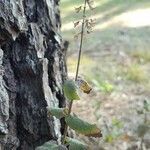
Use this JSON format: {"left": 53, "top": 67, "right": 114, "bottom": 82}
{"left": 60, "top": 0, "right": 150, "bottom": 149}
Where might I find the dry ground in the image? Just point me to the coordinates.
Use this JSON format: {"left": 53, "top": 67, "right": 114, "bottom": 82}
{"left": 60, "top": 0, "right": 150, "bottom": 149}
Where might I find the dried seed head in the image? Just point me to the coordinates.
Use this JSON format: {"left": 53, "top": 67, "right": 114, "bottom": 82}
{"left": 87, "top": 0, "right": 95, "bottom": 10}
{"left": 74, "top": 21, "right": 80, "bottom": 28}
{"left": 75, "top": 6, "right": 82, "bottom": 13}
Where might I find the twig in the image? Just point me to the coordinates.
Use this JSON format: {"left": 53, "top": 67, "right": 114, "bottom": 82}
{"left": 62, "top": 0, "right": 87, "bottom": 144}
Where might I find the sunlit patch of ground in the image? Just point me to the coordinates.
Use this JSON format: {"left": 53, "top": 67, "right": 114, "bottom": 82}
{"left": 94, "top": 8, "right": 150, "bottom": 30}
{"left": 119, "top": 8, "right": 150, "bottom": 28}
{"left": 62, "top": 8, "right": 150, "bottom": 32}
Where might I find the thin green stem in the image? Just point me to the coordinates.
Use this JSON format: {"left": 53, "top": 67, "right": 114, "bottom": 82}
{"left": 62, "top": 0, "right": 87, "bottom": 144}
{"left": 62, "top": 100, "right": 74, "bottom": 144}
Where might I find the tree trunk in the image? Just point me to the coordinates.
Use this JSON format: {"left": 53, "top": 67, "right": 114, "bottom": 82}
{"left": 0, "top": 0, "right": 67, "bottom": 149}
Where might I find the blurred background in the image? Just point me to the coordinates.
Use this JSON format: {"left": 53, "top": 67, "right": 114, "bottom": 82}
{"left": 60, "top": 0, "right": 150, "bottom": 149}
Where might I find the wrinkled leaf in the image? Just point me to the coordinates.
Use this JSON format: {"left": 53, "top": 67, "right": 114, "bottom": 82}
{"left": 65, "top": 114, "right": 102, "bottom": 137}
{"left": 35, "top": 141, "right": 65, "bottom": 150}
{"left": 137, "top": 124, "right": 150, "bottom": 137}
{"left": 76, "top": 77, "right": 92, "bottom": 94}
{"left": 47, "top": 107, "right": 69, "bottom": 119}
{"left": 66, "top": 137, "right": 88, "bottom": 150}
{"left": 63, "top": 80, "right": 80, "bottom": 101}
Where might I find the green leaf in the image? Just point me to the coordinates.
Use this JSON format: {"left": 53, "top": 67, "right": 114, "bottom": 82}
{"left": 65, "top": 114, "right": 102, "bottom": 137}
{"left": 137, "top": 124, "right": 150, "bottom": 137}
{"left": 35, "top": 141, "right": 59, "bottom": 150}
{"left": 66, "top": 137, "right": 88, "bottom": 150}
{"left": 63, "top": 80, "right": 80, "bottom": 101}
{"left": 47, "top": 107, "right": 69, "bottom": 119}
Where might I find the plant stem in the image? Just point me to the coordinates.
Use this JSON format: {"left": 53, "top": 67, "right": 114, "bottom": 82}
{"left": 62, "top": 0, "right": 87, "bottom": 144}
{"left": 75, "top": 0, "right": 87, "bottom": 81}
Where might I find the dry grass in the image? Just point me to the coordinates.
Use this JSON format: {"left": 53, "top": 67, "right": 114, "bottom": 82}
{"left": 125, "top": 64, "right": 148, "bottom": 83}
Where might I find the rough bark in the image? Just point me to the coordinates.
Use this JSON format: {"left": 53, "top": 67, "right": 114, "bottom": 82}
{"left": 0, "top": 0, "right": 67, "bottom": 149}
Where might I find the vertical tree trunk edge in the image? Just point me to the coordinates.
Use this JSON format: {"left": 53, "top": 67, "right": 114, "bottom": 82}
{"left": 0, "top": 0, "right": 67, "bottom": 149}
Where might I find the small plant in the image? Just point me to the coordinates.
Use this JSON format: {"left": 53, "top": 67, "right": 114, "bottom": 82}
{"left": 130, "top": 49, "right": 150, "bottom": 63}
{"left": 125, "top": 64, "right": 147, "bottom": 83}
{"left": 92, "top": 79, "right": 114, "bottom": 93}
{"left": 45, "top": 78, "right": 102, "bottom": 149}
{"left": 36, "top": 0, "right": 102, "bottom": 149}
{"left": 136, "top": 99, "right": 150, "bottom": 150}
{"left": 104, "top": 118, "right": 124, "bottom": 143}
